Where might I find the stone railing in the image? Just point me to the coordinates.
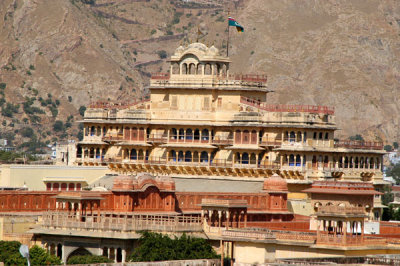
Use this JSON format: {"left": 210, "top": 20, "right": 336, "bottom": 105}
{"left": 275, "top": 231, "right": 316, "bottom": 242}
{"left": 201, "top": 198, "right": 247, "bottom": 207}
{"left": 334, "top": 140, "right": 384, "bottom": 150}
{"left": 222, "top": 229, "right": 275, "bottom": 240}
{"left": 317, "top": 234, "right": 387, "bottom": 246}
{"left": 240, "top": 96, "right": 335, "bottom": 115}
{"left": 42, "top": 212, "right": 202, "bottom": 233}
{"left": 317, "top": 205, "right": 365, "bottom": 215}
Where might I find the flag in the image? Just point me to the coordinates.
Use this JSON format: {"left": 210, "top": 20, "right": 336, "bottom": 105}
{"left": 228, "top": 16, "right": 244, "bottom": 32}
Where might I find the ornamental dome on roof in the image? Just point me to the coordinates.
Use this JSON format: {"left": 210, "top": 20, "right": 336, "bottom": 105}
{"left": 207, "top": 45, "right": 219, "bottom": 56}
{"left": 263, "top": 173, "right": 288, "bottom": 192}
{"left": 187, "top": 42, "right": 208, "bottom": 52}
{"left": 112, "top": 175, "right": 134, "bottom": 190}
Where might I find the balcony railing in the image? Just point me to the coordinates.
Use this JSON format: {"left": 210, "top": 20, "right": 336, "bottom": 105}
{"left": 88, "top": 98, "right": 150, "bottom": 109}
{"left": 109, "top": 157, "right": 280, "bottom": 171}
{"left": 334, "top": 140, "right": 384, "bottom": 150}
{"left": 102, "top": 134, "right": 124, "bottom": 142}
{"left": 317, "top": 205, "right": 365, "bottom": 215}
{"left": 169, "top": 136, "right": 210, "bottom": 144}
{"left": 240, "top": 96, "right": 335, "bottom": 115}
{"left": 211, "top": 138, "right": 234, "bottom": 145}
{"left": 147, "top": 134, "right": 168, "bottom": 143}
{"left": 43, "top": 212, "right": 202, "bottom": 232}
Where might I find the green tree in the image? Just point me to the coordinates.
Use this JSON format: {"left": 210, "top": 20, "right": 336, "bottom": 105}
{"left": 128, "top": 232, "right": 218, "bottom": 262}
{"left": 349, "top": 134, "right": 364, "bottom": 141}
{"left": 394, "top": 142, "right": 399, "bottom": 149}
{"left": 384, "top": 145, "right": 393, "bottom": 152}
{"left": 29, "top": 245, "right": 61, "bottom": 265}
{"left": 53, "top": 120, "right": 64, "bottom": 132}
{"left": 157, "top": 50, "right": 167, "bottom": 59}
{"left": 20, "top": 127, "right": 34, "bottom": 138}
{"left": 67, "top": 254, "right": 112, "bottom": 264}
{"left": 0, "top": 241, "right": 26, "bottom": 265}
{"left": 0, "top": 83, "right": 6, "bottom": 90}
{"left": 79, "top": 106, "right": 86, "bottom": 116}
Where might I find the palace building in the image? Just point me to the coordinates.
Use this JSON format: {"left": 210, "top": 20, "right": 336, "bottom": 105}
{"left": 77, "top": 42, "right": 386, "bottom": 217}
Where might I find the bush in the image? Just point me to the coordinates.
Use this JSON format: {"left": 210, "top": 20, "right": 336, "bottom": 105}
{"left": 67, "top": 255, "right": 112, "bottom": 264}
{"left": 29, "top": 64, "right": 35, "bottom": 70}
{"left": 68, "top": 96, "right": 72, "bottom": 102}
{"left": 384, "top": 145, "right": 393, "bottom": 152}
{"left": 128, "top": 232, "right": 218, "bottom": 262}
{"left": 79, "top": 106, "right": 86, "bottom": 116}
{"left": 0, "top": 83, "right": 6, "bottom": 90}
{"left": 2, "top": 103, "right": 19, "bottom": 117}
{"left": 53, "top": 120, "right": 64, "bottom": 132}
{"left": 20, "top": 127, "right": 34, "bottom": 138}
{"left": 29, "top": 245, "right": 61, "bottom": 265}
{"left": 157, "top": 50, "right": 167, "bottom": 59}
{"left": 349, "top": 134, "right": 364, "bottom": 141}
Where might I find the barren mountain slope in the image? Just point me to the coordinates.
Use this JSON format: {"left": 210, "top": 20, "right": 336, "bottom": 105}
{"left": 229, "top": 0, "right": 400, "bottom": 141}
{"left": 0, "top": 0, "right": 399, "bottom": 148}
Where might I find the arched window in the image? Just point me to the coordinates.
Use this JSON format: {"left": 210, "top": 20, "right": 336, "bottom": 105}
{"left": 324, "top": 156, "right": 329, "bottom": 167}
{"left": 124, "top": 127, "right": 130, "bottom": 140}
{"left": 251, "top": 130, "right": 257, "bottom": 144}
{"left": 250, "top": 153, "right": 256, "bottom": 165}
{"left": 296, "top": 155, "right": 301, "bottom": 166}
{"left": 97, "top": 126, "right": 101, "bottom": 136}
{"left": 200, "top": 151, "right": 208, "bottom": 163}
{"left": 182, "top": 63, "right": 188, "bottom": 74}
{"left": 355, "top": 157, "right": 359, "bottom": 168}
{"left": 197, "top": 64, "right": 202, "bottom": 75}
{"left": 360, "top": 157, "right": 364, "bottom": 168}
{"left": 171, "top": 150, "right": 176, "bottom": 161}
{"left": 312, "top": 156, "right": 317, "bottom": 168}
{"left": 289, "top": 131, "right": 295, "bottom": 142}
{"left": 189, "top": 63, "right": 196, "bottom": 74}
{"left": 193, "top": 151, "right": 199, "bottom": 162}
{"left": 349, "top": 156, "right": 353, "bottom": 168}
{"left": 303, "top": 132, "right": 307, "bottom": 142}
{"left": 138, "top": 150, "right": 144, "bottom": 160}
{"left": 242, "top": 153, "right": 249, "bottom": 164}
{"left": 171, "top": 128, "right": 177, "bottom": 140}
{"left": 186, "top": 129, "right": 193, "bottom": 140}
{"left": 130, "top": 149, "right": 137, "bottom": 160}
{"left": 303, "top": 155, "right": 306, "bottom": 166}
{"left": 289, "top": 154, "right": 295, "bottom": 166}
{"left": 235, "top": 130, "right": 241, "bottom": 144}
{"left": 185, "top": 151, "right": 192, "bottom": 162}
{"left": 90, "top": 126, "right": 95, "bottom": 136}
{"left": 205, "top": 63, "right": 212, "bottom": 75}
{"left": 179, "top": 129, "right": 185, "bottom": 140}
{"left": 344, "top": 157, "right": 349, "bottom": 168}
{"left": 139, "top": 128, "right": 145, "bottom": 141}
{"left": 68, "top": 183, "right": 75, "bottom": 191}
{"left": 325, "top": 132, "right": 329, "bottom": 140}
{"left": 178, "top": 151, "right": 184, "bottom": 162}
{"left": 53, "top": 183, "right": 59, "bottom": 191}
{"left": 61, "top": 183, "right": 67, "bottom": 191}
{"left": 89, "top": 148, "right": 95, "bottom": 158}
{"left": 131, "top": 127, "right": 138, "bottom": 140}
{"left": 77, "top": 183, "right": 81, "bottom": 191}
{"left": 243, "top": 130, "right": 250, "bottom": 144}
{"left": 297, "top": 131, "right": 302, "bottom": 142}
{"left": 46, "top": 183, "right": 51, "bottom": 191}
{"left": 102, "top": 127, "right": 106, "bottom": 136}
{"left": 376, "top": 158, "right": 380, "bottom": 169}
{"left": 202, "top": 129, "right": 209, "bottom": 141}
{"left": 194, "top": 129, "right": 200, "bottom": 141}
{"left": 319, "top": 132, "right": 323, "bottom": 139}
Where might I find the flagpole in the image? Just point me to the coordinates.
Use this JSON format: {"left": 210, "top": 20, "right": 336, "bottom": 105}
{"left": 227, "top": 17, "right": 230, "bottom": 57}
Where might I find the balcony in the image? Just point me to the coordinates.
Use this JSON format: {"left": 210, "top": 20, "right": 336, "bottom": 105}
{"left": 169, "top": 136, "right": 210, "bottom": 144}
{"left": 42, "top": 212, "right": 202, "bottom": 233}
{"left": 102, "top": 134, "right": 124, "bottom": 143}
{"left": 147, "top": 134, "right": 168, "bottom": 144}
{"left": 211, "top": 138, "right": 234, "bottom": 146}
{"left": 259, "top": 139, "right": 282, "bottom": 147}
{"left": 240, "top": 96, "right": 335, "bottom": 115}
{"left": 334, "top": 140, "right": 384, "bottom": 150}
{"left": 317, "top": 205, "right": 366, "bottom": 216}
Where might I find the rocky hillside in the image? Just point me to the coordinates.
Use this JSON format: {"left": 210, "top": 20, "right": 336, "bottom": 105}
{"left": 0, "top": 0, "right": 399, "bottom": 150}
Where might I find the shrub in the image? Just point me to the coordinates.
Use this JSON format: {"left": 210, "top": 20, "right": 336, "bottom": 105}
{"left": 157, "top": 50, "right": 167, "bottom": 59}
{"left": 53, "top": 120, "right": 64, "bottom": 132}
{"left": 68, "top": 96, "right": 72, "bottom": 102}
{"left": 29, "top": 245, "right": 61, "bottom": 265}
{"left": 29, "top": 64, "right": 35, "bottom": 70}
{"left": 67, "top": 255, "right": 112, "bottom": 264}
{"left": 20, "top": 127, "right": 34, "bottom": 138}
{"left": 128, "top": 232, "right": 218, "bottom": 262}
{"left": 79, "top": 106, "right": 86, "bottom": 116}
{"left": 0, "top": 83, "right": 6, "bottom": 90}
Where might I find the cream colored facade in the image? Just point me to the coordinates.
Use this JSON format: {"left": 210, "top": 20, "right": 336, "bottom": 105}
{"left": 0, "top": 164, "right": 111, "bottom": 190}
{"left": 78, "top": 42, "right": 386, "bottom": 213}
